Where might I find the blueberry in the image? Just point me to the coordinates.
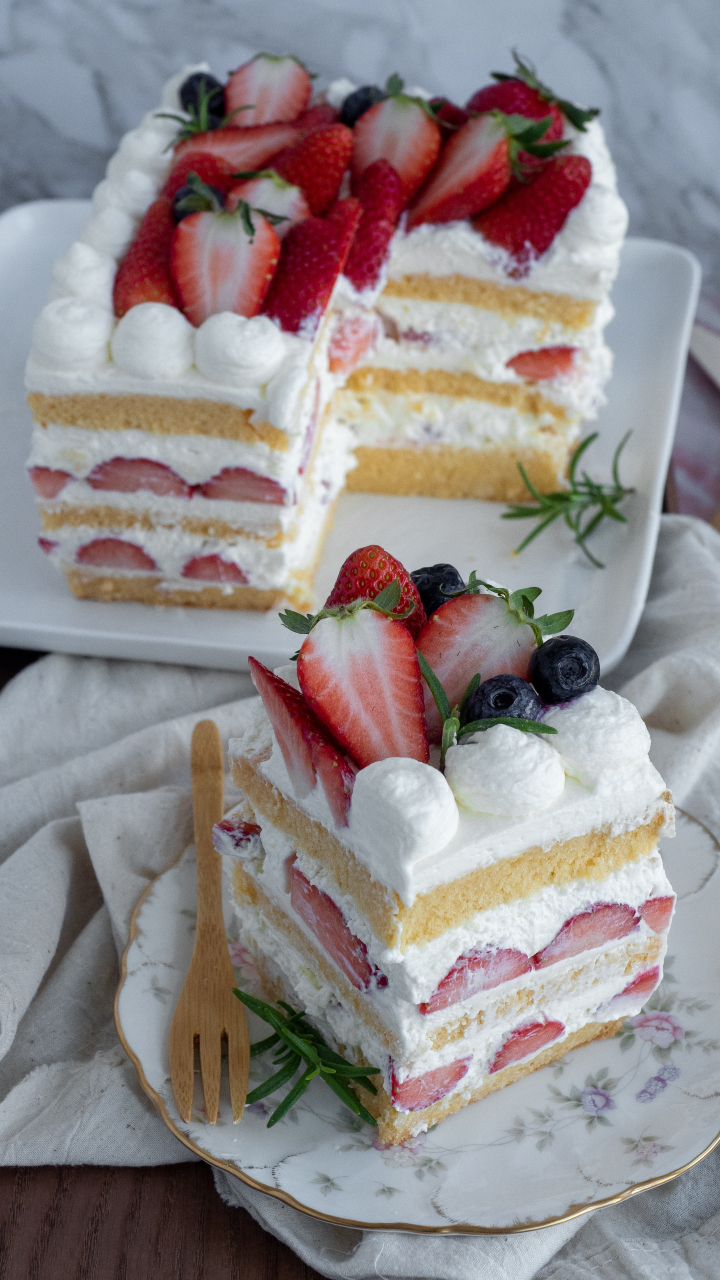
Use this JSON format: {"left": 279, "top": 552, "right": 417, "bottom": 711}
{"left": 340, "top": 84, "right": 387, "bottom": 128}
{"left": 529, "top": 636, "right": 600, "bottom": 705}
{"left": 410, "top": 563, "right": 465, "bottom": 616}
{"left": 172, "top": 182, "right": 225, "bottom": 223}
{"left": 179, "top": 72, "right": 225, "bottom": 121}
{"left": 466, "top": 674, "right": 543, "bottom": 723}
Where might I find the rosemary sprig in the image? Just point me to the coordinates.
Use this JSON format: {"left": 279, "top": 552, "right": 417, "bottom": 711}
{"left": 502, "top": 432, "right": 634, "bottom": 568}
{"left": 233, "top": 989, "right": 380, "bottom": 1128}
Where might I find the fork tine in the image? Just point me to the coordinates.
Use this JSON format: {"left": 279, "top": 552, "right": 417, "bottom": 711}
{"left": 226, "top": 999, "right": 250, "bottom": 1123}
{"left": 169, "top": 1007, "right": 195, "bottom": 1123}
{"left": 199, "top": 1019, "right": 222, "bottom": 1124}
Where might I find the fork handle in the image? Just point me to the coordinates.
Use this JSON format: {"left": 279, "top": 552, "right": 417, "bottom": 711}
{"left": 191, "top": 720, "right": 225, "bottom": 941}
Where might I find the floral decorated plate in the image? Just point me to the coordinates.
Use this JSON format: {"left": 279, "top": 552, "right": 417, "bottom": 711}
{"left": 115, "top": 811, "right": 720, "bottom": 1233}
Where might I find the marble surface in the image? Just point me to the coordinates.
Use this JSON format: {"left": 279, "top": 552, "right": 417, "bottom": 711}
{"left": 0, "top": 0, "right": 717, "bottom": 289}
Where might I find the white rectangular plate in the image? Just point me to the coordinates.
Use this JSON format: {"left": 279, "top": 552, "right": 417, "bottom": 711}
{"left": 0, "top": 200, "right": 700, "bottom": 673}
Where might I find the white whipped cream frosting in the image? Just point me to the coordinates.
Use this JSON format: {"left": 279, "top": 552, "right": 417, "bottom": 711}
{"left": 31, "top": 298, "right": 114, "bottom": 370}
{"left": 25, "top": 65, "right": 323, "bottom": 439}
{"left": 445, "top": 725, "right": 566, "bottom": 816}
{"left": 111, "top": 302, "right": 195, "bottom": 379}
{"left": 235, "top": 677, "right": 672, "bottom": 906}
{"left": 195, "top": 313, "right": 287, "bottom": 386}
{"left": 49, "top": 242, "right": 116, "bottom": 310}
{"left": 349, "top": 759, "right": 459, "bottom": 876}
{"left": 543, "top": 685, "right": 651, "bottom": 777}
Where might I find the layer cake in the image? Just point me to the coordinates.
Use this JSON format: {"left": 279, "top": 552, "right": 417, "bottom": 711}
{"left": 219, "top": 545, "right": 674, "bottom": 1142}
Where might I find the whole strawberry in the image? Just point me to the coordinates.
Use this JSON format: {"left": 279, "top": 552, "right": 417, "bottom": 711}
{"left": 273, "top": 123, "right": 354, "bottom": 215}
{"left": 113, "top": 198, "right": 179, "bottom": 317}
{"left": 324, "top": 544, "right": 427, "bottom": 639}
{"left": 473, "top": 154, "right": 591, "bottom": 270}
{"left": 161, "top": 152, "right": 237, "bottom": 201}
{"left": 262, "top": 198, "right": 360, "bottom": 335}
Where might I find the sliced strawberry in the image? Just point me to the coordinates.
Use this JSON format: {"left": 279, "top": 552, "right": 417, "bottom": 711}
{"left": 406, "top": 115, "right": 514, "bottom": 230}
{"left": 343, "top": 159, "right": 402, "bottom": 290}
{"left": 225, "top": 173, "right": 310, "bottom": 236}
{"left": 614, "top": 966, "right": 661, "bottom": 1003}
{"left": 532, "top": 903, "right": 640, "bottom": 969}
{"left": 324, "top": 544, "right": 427, "bottom": 640}
{"left": 489, "top": 1019, "right": 565, "bottom": 1074}
{"left": 198, "top": 467, "right": 286, "bottom": 504}
{"left": 639, "top": 896, "right": 675, "bottom": 933}
{"left": 225, "top": 54, "right": 312, "bottom": 128}
{"left": 113, "top": 198, "right": 178, "bottom": 318}
{"left": 506, "top": 346, "right": 576, "bottom": 380}
{"left": 429, "top": 98, "right": 470, "bottom": 132}
{"left": 173, "top": 123, "right": 300, "bottom": 173}
{"left": 328, "top": 312, "right": 381, "bottom": 374}
{"left": 419, "top": 947, "right": 532, "bottom": 1016}
{"left": 171, "top": 205, "right": 280, "bottom": 326}
{"left": 295, "top": 102, "right": 340, "bottom": 133}
{"left": 248, "top": 658, "right": 357, "bottom": 824}
{"left": 271, "top": 124, "right": 353, "bottom": 216}
{"left": 262, "top": 198, "right": 361, "bottom": 336}
{"left": 351, "top": 94, "right": 441, "bottom": 206}
{"left": 297, "top": 607, "right": 429, "bottom": 767}
{"left": 290, "top": 859, "right": 386, "bottom": 990}
{"left": 161, "top": 152, "right": 237, "bottom": 201}
{"left": 28, "top": 466, "right": 72, "bottom": 498}
{"left": 416, "top": 594, "right": 536, "bottom": 742}
{"left": 212, "top": 814, "right": 262, "bottom": 854}
{"left": 391, "top": 1056, "right": 472, "bottom": 1111}
{"left": 75, "top": 538, "right": 157, "bottom": 571}
{"left": 473, "top": 155, "right": 592, "bottom": 270}
{"left": 466, "top": 80, "right": 564, "bottom": 178}
{"left": 181, "top": 555, "right": 248, "bottom": 585}
{"left": 86, "top": 457, "right": 192, "bottom": 498}
{"left": 38, "top": 537, "right": 58, "bottom": 555}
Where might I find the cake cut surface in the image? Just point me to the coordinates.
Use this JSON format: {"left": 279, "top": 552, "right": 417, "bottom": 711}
{"left": 218, "top": 542, "right": 675, "bottom": 1143}
{"left": 26, "top": 54, "right": 627, "bottom": 610}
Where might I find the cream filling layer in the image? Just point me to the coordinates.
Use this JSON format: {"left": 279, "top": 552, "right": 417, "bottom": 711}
{"left": 232, "top": 889, "right": 663, "bottom": 1098}
{"left": 332, "top": 388, "right": 581, "bottom": 450}
{"left": 234, "top": 812, "right": 671, "bottom": 1001}
{"left": 43, "top": 438, "right": 347, "bottom": 588}
{"left": 28, "top": 421, "right": 312, "bottom": 487}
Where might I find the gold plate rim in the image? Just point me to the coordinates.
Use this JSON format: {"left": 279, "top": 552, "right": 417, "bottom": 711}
{"left": 114, "top": 847, "right": 720, "bottom": 1236}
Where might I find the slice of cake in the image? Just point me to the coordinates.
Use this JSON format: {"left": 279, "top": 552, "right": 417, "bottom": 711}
{"left": 328, "top": 58, "right": 628, "bottom": 501}
{"left": 26, "top": 59, "right": 361, "bottom": 610}
{"left": 221, "top": 545, "right": 675, "bottom": 1142}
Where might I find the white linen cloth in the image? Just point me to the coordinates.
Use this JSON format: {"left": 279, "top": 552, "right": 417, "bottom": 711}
{"left": 1, "top": 513, "right": 720, "bottom": 1279}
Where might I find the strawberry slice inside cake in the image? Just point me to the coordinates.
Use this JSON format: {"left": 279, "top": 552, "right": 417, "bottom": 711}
{"left": 218, "top": 543, "right": 675, "bottom": 1143}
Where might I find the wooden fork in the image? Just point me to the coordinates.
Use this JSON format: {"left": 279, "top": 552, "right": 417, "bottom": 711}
{"left": 169, "top": 719, "right": 249, "bottom": 1124}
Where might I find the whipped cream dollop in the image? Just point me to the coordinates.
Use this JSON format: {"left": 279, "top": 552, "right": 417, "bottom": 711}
{"left": 92, "top": 169, "right": 157, "bottom": 220}
{"left": 195, "top": 313, "right": 287, "bottom": 386}
{"left": 49, "top": 242, "right": 116, "bottom": 309}
{"left": 79, "top": 206, "right": 137, "bottom": 260}
{"left": 543, "top": 686, "right": 651, "bottom": 776}
{"left": 111, "top": 303, "right": 195, "bottom": 379}
{"left": 31, "top": 298, "right": 114, "bottom": 370}
{"left": 445, "top": 725, "right": 566, "bottom": 816}
{"left": 349, "top": 758, "right": 459, "bottom": 879}
{"left": 106, "top": 113, "right": 181, "bottom": 183}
